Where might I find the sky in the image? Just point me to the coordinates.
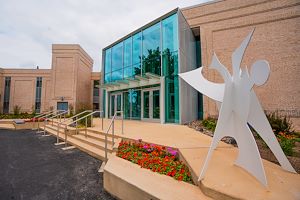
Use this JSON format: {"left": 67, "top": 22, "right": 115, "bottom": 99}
{"left": 0, "top": 0, "right": 210, "bottom": 72}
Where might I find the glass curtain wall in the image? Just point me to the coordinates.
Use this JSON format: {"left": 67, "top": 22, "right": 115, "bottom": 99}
{"left": 103, "top": 11, "right": 179, "bottom": 123}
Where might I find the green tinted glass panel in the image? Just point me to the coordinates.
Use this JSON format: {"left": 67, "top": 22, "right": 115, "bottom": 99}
{"left": 162, "top": 51, "right": 178, "bottom": 76}
{"left": 142, "top": 23, "right": 161, "bottom": 75}
{"left": 104, "top": 73, "right": 111, "bottom": 83}
{"left": 112, "top": 42, "right": 123, "bottom": 71}
{"left": 162, "top": 14, "right": 178, "bottom": 52}
{"left": 111, "top": 69, "right": 122, "bottom": 82}
{"left": 143, "top": 91, "right": 149, "bottom": 118}
{"left": 130, "top": 89, "right": 141, "bottom": 119}
{"left": 124, "top": 37, "right": 132, "bottom": 67}
{"left": 117, "top": 94, "right": 122, "bottom": 116}
{"left": 104, "top": 49, "right": 111, "bottom": 74}
{"left": 153, "top": 90, "right": 160, "bottom": 119}
{"left": 124, "top": 66, "right": 132, "bottom": 78}
{"left": 132, "top": 32, "right": 141, "bottom": 65}
{"left": 123, "top": 92, "right": 130, "bottom": 119}
{"left": 165, "top": 76, "right": 179, "bottom": 123}
{"left": 133, "top": 63, "right": 141, "bottom": 76}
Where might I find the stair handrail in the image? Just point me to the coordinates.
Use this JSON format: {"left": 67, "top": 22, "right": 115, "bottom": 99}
{"left": 104, "top": 110, "right": 124, "bottom": 163}
{"left": 55, "top": 110, "right": 92, "bottom": 144}
{"left": 47, "top": 110, "right": 69, "bottom": 125}
{"left": 60, "top": 110, "right": 93, "bottom": 124}
{"left": 63, "top": 110, "right": 104, "bottom": 147}
{"left": 36, "top": 110, "right": 63, "bottom": 132}
{"left": 34, "top": 110, "right": 53, "bottom": 119}
{"left": 42, "top": 110, "right": 68, "bottom": 134}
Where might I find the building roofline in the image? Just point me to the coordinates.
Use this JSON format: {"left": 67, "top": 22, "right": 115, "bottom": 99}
{"left": 102, "top": 7, "right": 179, "bottom": 51}
{"left": 180, "top": 0, "right": 222, "bottom": 11}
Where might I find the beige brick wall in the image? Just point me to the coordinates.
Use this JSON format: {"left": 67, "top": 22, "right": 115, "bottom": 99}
{"left": 182, "top": 0, "right": 300, "bottom": 130}
{"left": 0, "top": 69, "right": 51, "bottom": 113}
{"left": 51, "top": 44, "right": 93, "bottom": 112}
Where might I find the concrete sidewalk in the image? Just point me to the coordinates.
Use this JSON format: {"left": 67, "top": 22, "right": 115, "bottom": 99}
{"left": 92, "top": 118, "right": 300, "bottom": 200}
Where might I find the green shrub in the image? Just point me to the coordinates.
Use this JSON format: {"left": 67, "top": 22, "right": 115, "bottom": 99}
{"left": 266, "top": 111, "right": 294, "bottom": 136}
{"left": 76, "top": 103, "right": 92, "bottom": 127}
{"left": 278, "top": 136, "right": 295, "bottom": 156}
{"left": 13, "top": 105, "right": 21, "bottom": 115}
{"left": 202, "top": 118, "right": 217, "bottom": 132}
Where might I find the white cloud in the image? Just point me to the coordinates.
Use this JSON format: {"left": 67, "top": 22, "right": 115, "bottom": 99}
{"left": 0, "top": 0, "right": 210, "bottom": 72}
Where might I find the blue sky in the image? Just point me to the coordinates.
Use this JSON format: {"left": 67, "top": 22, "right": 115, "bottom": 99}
{"left": 0, "top": 0, "right": 210, "bottom": 72}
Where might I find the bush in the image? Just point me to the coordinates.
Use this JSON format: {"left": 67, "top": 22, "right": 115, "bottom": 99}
{"left": 266, "top": 111, "right": 294, "bottom": 136}
{"left": 13, "top": 105, "right": 21, "bottom": 115}
{"left": 202, "top": 117, "right": 217, "bottom": 132}
{"left": 277, "top": 136, "right": 295, "bottom": 156}
{"left": 76, "top": 103, "right": 92, "bottom": 127}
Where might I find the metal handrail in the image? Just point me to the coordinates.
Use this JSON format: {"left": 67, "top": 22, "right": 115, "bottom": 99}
{"left": 36, "top": 110, "right": 63, "bottom": 132}
{"left": 34, "top": 110, "right": 53, "bottom": 119}
{"left": 104, "top": 110, "right": 124, "bottom": 163}
{"left": 60, "top": 110, "right": 93, "bottom": 124}
{"left": 63, "top": 110, "right": 104, "bottom": 147}
{"left": 55, "top": 110, "right": 92, "bottom": 144}
{"left": 42, "top": 110, "right": 68, "bottom": 134}
{"left": 48, "top": 110, "right": 69, "bottom": 125}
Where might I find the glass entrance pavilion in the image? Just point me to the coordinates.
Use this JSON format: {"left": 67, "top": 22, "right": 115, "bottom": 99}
{"left": 101, "top": 8, "right": 202, "bottom": 124}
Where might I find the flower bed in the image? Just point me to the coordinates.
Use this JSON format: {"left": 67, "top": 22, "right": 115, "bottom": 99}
{"left": 24, "top": 117, "right": 45, "bottom": 122}
{"left": 116, "top": 140, "right": 193, "bottom": 184}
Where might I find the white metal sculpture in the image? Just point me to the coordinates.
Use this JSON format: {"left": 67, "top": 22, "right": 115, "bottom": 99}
{"left": 179, "top": 29, "right": 296, "bottom": 186}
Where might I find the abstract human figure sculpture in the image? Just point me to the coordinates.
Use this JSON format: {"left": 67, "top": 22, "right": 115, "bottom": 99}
{"left": 179, "top": 29, "right": 296, "bottom": 186}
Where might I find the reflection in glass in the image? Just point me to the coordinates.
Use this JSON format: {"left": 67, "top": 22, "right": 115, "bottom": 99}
{"left": 123, "top": 66, "right": 132, "bottom": 78}
{"left": 111, "top": 69, "right": 122, "bottom": 82}
{"left": 162, "top": 13, "right": 179, "bottom": 123}
{"left": 105, "top": 49, "right": 111, "bottom": 74}
{"left": 112, "top": 42, "right": 123, "bottom": 71}
{"left": 142, "top": 23, "right": 161, "bottom": 75}
{"left": 130, "top": 89, "right": 141, "bottom": 119}
{"left": 133, "top": 33, "right": 142, "bottom": 75}
{"left": 124, "top": 37, "right": 132, "bottom": 67}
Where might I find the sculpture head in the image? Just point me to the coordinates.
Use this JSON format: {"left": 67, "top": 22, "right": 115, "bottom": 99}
{"left": 250, "top": 60, "right": 270, "bottom": 86}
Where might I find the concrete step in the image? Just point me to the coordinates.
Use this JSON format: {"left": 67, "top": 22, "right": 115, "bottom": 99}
{"left": 72, "top": 134, "right": 113, "bottom": 152}
{"left": 78, "top": 130, "right": 114, "bottom": 144}
{"left": 43, "top": 126, "right": 111, "bottom": 161}
{"left": 86, "top": 128, "right": 118, "bottom": 139}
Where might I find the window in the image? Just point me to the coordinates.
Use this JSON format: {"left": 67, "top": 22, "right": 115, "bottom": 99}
{"left": 3, "top": 77, "right": 11, "bottom": 114}
{"left": 35, "top": 77, "right": 42, "bottom": 113}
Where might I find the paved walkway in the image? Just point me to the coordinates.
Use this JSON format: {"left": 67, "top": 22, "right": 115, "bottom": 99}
{"left": 0, "top": 129, "right": 115, "bottom": 200}
{"left": 92, "top": 118, "right": 300, "bottom": 200}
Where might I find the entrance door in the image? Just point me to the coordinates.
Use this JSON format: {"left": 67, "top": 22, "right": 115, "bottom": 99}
{"left": 110, "top": 93, "right": 122, "bottom": 117}
{"left": 142, "top": 88, "right": 160, "bottom": 122}
{"left": 57, "top": 102, "right": 68, "bottom": 111}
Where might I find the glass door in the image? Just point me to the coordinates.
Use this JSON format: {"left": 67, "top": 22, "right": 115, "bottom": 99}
{"left": 142, "top": 88, "right": 160, "bottom": 122}
{"left": 110, "top": 93, "right": 122, "bottom": 117}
